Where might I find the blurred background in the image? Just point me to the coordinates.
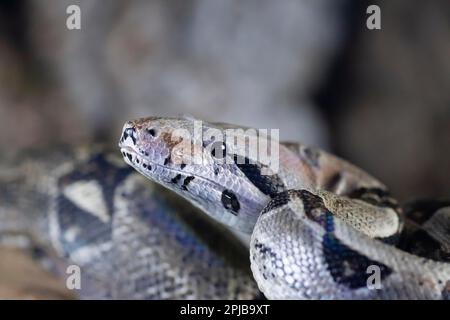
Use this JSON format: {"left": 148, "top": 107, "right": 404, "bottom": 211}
{"left": 0, "top": 0, "right": 448, "bottom": 298}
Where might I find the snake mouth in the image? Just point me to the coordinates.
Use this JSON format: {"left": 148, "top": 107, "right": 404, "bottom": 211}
{"left": 119, "top": 146, "right": 237, "bottom": 221}
{"left": 119, "top": 146, "right": 225, "bottom": 192}
{"left": 120, "top": 146, "right": 147, "bottom": 168}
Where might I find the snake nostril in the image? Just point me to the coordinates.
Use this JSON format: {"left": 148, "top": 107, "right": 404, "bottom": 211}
{"left": 122, "top": 127, "right": 137, "bottom": 145}
{"left": 125, "top": 127, "right": 135, "bottom": 136}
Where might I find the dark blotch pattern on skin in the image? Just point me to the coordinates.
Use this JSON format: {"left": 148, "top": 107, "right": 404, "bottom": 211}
{"left": 403, "top": 199, "right": 450, "bottom": 225}
{"left": 181, "top": 176, "right": 195, "bottom": 191}
{"left": 324, "top": 172, "right": 342, "bottom": 193}
{"left": 375, "top": 234, "right": 400, "bottom": 246}
{"left": 323, "top": 226, "right": 393, "bottom": 289}
{"left": 288, "top": 189, "right": 393, "bottom": 289}
{"left": 233, "top": 155, "right": 285, "bottom": 197}
{"left": 261, "top": 189, "right": 326, "bottom": 218}
{"left": 161, "top": 132, "right": 183, "bottom": 150}
{"left": 311, "top": 208, "right": 393, "bottom": 290}
{"left": 57, "top": 194, "right": 112, "bottom": 255}
{"left": 253, "top": 240, "right": 278, "bottom": 260}
{"left": 142, "top": 163, "right": 152, "bottom": 171}
{"left": 401, "top": 199, "right": 450, "bottom": 261}
{"left": 56, "top": 153, "right": 132, "bottom": 255}
{"left": 221, "top": 189, "right": 240, "bottom": 215}
{"left": 348, "top": 187, "right": 400, "bottom": 212}
{"left": 164, "top": 156, "right": 170, "bottom": 166}
{"left": 171, "top": 174, "right": 182, "bottom": 184}
{"left": 398, "top": 229, "right": 449, "bottom": 262}
{"left": 261, "top": 191, "right": 290, "bottom": 215}
{"left": 296, "top": 190, "right": 329, "bottom": 223}
{"left": 59, "top": 153, "right": 132, "bottom": 217}
{"left": 348, "top": 187, "right": 390, "bottom": 199}
{"left": 300, "top": 146, "right": 320, "bottom": 168}
{"left": 252, "top": 240, "right": 279, "bottom": 281}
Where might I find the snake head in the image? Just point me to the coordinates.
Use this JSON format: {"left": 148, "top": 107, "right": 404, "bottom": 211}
{"left": 118, "top": 116, "right": 281, "bottom": 233}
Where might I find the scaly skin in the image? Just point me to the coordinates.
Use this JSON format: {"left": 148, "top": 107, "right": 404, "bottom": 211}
{"left": 0, "top": 146, "right": 260, "bottom": 299}
{"left": 119, "top": 116, "right": 450, "bottom": 299}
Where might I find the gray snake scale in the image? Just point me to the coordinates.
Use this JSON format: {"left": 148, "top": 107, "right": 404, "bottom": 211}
{"left": 1, "top": 117, "right": 450, "bottom": 299}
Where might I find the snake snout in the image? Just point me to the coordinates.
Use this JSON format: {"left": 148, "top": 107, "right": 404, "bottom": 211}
{"left": 120, "top": 123, "right": 137, "bottom": 146}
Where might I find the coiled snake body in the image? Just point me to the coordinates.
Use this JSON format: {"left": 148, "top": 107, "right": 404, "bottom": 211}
{"left": 0, "top": 117, "right": 449, "bottom": 299}
{"left": 119, "top": 117, "right": 450, "bottom": 299}
{"left": 0, "top": 147, "right": 259, "bottom": 299}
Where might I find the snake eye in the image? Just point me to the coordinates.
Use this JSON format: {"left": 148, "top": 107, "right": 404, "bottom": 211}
{"left": 211, "top": 142, "right": 227, "bottom": 159}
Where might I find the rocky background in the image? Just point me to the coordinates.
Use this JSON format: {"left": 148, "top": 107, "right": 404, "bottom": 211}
{"left": 0, "top": 0, "right": 448, "bottom": 298}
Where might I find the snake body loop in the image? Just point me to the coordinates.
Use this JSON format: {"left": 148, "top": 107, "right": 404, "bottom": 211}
{"left": 0, "top": 147, "right": 260, "bottom": 299}
{"left": 0, "top": 117, "right": 449, "bottom": 299}
{"left": 120, "top": 117, "right": 450, "bottom": 299}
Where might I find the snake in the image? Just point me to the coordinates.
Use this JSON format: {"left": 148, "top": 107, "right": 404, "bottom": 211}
{"left": 118, "top": 116, "right": 450, "bottom": 300}
{"left": 0, "top": 146, "right": 260, "bottom": 299}
{"left": 0, "top": 117, "right": 449, "bottom": 299}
